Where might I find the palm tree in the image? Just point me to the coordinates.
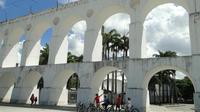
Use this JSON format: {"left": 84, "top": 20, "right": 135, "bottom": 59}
{"left": 101, "top": 26, "right": 122, "bottom": 60}
{"left": 67, "top": 52, "right": 83, "bottom": 63}
{"left": 120, "top": 35, "right": 129, "bottom": 58}
{"left": 39, "top": 43, "right": 49, "bottom": 65}
{"left": 150, "top": 50, "right": 177, "bottom": 104}
{"left": 110, "top": 36, "right": 122, "bottom": 60}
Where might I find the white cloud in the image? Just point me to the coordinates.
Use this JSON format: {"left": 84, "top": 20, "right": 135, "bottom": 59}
{"left": 104, "top": 13, "right": 130, "bottom": 35}
{"left": 67, "top": 21, "right": 86, "bottom": 56}
{"left": 68, "top": 34, "right": 84, "bottom": 56}
{"left": 0, "top": 0, "right": 5, "bottom": 8}
{"left": 58, "top": 0, "right": 79, "bottom": 4}
{"left": 143, "top": 3, "right": 191, "bottom": 57}
{"left": 67, "top": 3, "right": 190, "bottom": 59}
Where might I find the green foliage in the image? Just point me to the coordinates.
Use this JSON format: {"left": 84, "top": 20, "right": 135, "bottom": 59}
{"left": 39, "top": 43, "right": 83, "bottom": 65}
{"left": 37, "top": 77, "right": 44, "bottom": 89}
{"left": 149, "top": 50, "right": 178, "bottom": 104}
{"left": 39, "top": 43, "right": 49, "bottom": 65}
{"left": 67, "top": 73, "right": 80, "bottom": 90}
{"left": 101, "top": 26, "right": 129, "bottom": 60}
{"left": 67, "top": 52, "right": 83, "bottom": 63}
{"left": 176, "top": 77, "right": 194, "bottom": 101}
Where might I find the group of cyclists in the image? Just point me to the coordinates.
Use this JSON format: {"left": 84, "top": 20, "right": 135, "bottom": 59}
{"left": 94, "top": 93, "right": 133, "bottom": 111}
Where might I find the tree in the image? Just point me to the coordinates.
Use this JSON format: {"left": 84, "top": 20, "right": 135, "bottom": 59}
{"left": 39, "top": 44, "right": 83, "bottom": 64}
{"left": 39, "top": 43, "right": 49, "bottom": 65}
{"left": 121, "top": 35, "right": 129, "bottom": 58}
{"left": 67, "top": 73, "right": 80, "bottom": 90}
{"left": 102, "top": 26, "right": 129, "bottom": 60}
{"left": 176, "top": 77, "right": 194, "bottom": 103}
{"left": 150, "top": 50, "right": 178, "bottom": 104}
{"left": 67, "top": 52, "right": 83, "bottom": 63}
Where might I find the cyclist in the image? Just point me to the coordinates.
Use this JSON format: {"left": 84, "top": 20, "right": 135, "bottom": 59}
{"left": 102, "top": 95, "right": 109, "bottom": 112}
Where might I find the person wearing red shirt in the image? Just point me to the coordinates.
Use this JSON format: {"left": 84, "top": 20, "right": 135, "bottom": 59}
{"left": 94, "top": 93, "right": 101, "bottom": 107}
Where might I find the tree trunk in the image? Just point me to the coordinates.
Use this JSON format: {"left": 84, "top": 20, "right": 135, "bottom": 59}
{"left": 107, "top": 74, "right": 109, "bottom": 91}
{"left": 115, "top": 70, "right": 117, "bottom": 94}
{"left": 122, "top": 73, "right": 125, "bottom": 104}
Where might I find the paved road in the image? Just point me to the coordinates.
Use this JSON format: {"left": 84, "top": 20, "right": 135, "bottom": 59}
{"left": 0, "top": 104, "right": 195, "bottom": 112}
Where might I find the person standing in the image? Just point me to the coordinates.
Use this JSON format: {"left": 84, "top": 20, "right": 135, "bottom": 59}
{"left": 115, "top": 94, "right": 122, "bottom": 111}
{"left": 34, "top": 96, "right": 37, "bottom": 104}
{"left": 94, "top": 93, "right": 102, "bottom": 107}
{"left": 30, "top": 94, "right": 35, "bottom": 105}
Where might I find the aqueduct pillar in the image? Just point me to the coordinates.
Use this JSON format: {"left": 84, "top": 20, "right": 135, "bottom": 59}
{"left": 83, "top": 20, "right": 102, "bottom": 62}
{"left": 20, "top": 30, "right": 41, "bottom": 66}
{"left": 48, "top": 24, "right": 68, "bottom": 64}
{"left": 129, "top": 11, "right": 145, "bottom": 59}
{"left": 191, "top": 55, "right": 200, "bottom": 112}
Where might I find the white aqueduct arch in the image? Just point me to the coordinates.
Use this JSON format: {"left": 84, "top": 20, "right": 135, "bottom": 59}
{"left": 0, "top": 0, "right": 199, "bottom": 112}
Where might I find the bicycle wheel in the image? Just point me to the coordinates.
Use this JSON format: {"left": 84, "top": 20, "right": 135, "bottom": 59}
{"left": 131, "top": 108, "right": 140, "bottom": 112}
{"left": 108, "top": 106, "right": 114, "bottom": 112}
{"left": 87, "top": 107, "right": 96, "bottom": 112}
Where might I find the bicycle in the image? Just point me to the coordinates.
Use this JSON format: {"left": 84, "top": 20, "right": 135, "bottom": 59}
{"left": 87, "top": 103, "right": 97, "bottom": 112}
{"left": 124, "top": 105, "right": 140, "bottom": 112}
{"left": 77, "top": 102, "right": 87, "bottom": 112}
{"left": 87, "top": 103, "right": 105, "bottom": 112}
{"left": 107, "top": 104, "right": 115, "bottom": 112}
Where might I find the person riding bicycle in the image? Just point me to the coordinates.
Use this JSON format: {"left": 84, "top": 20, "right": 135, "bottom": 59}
{"left": 102, "top": 95, "right": 109, "bottom": 112}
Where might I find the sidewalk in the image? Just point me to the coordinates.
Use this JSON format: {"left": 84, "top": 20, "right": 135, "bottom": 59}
{"left": 149, "top": 104, "right": 195, "bottom": 112}
{"left": 0, "top": 103, "right": 76, "bottom": 111}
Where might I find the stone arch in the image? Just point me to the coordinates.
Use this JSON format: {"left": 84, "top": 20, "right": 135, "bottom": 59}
{"left": 0, "top": 73, "right": 16, "bottom": 103}
{"left": 1, "top": 27, "right": 25, "bottom": 67}
{"left": 144, "top": 65, "right": 196, "bottom": 92}
{"left": 66, "top": 73, "right": 80, "bottom": 90}
{"left": 141, "top": 2, "right": 191, "bottom": 58}
{"left": 91, "top": 66, "right": 126, "bottom": 98}
{"left": 94, "top": 5, "right": 130, "bottom": 29}
{"left": 84, "top": 11, "right": 131, "bottom": 61}
{"left": 48, "top": 15, "right": 86, "bottom": 64}
{"left": 18, "top": 70, "right": 42, "bottom": 104}
{"left": 24, "top": 20, "right": 52, "bottom": 66}
{"left": 141, "top": 0, "right": 192, "bottom": 22}
{"left": 48, "top": 69, "right": 79, "bottom": 106}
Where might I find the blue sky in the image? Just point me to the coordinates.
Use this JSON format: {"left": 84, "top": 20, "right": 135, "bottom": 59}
{"left": 0, "top": 0, "right": 78, "bottom": 21}
{"left": 0, "top": 0, "right": 58, "bottom": 21}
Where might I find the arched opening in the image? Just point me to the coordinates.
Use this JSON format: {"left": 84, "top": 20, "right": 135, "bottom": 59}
{"left": 1, "top": 28, "right": 24, "bottom": 67}
{"left": 67, "top": 20, "right": 86, "bottom": 63}
{"left": 146, "top": 68, "right": 195, "bottom": 111}
{"left": 143, "top": 3, "right": 191, "bottom": 58}
{"left": 99, "top": 13, "right": 130, "bottom": 61}
{"left": 0, "top": 73, "right": 16, "bottom": 103}
{"left": 66, "top": 73, "right": 80, "bottom": 104}
{"left": 39, "top": 28, "right": 53, "bottom": 65}
{"left": 18, "top": 71, "right": 42, "bottom": 104}
{"left": 22, "top": 21, "right": 50, "bottom": 66}
{"left": 48, "top": 70, "right": 79, "bottom": 106}
{"left": 92, "top": 67, "right": 127, "bottom": 105}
